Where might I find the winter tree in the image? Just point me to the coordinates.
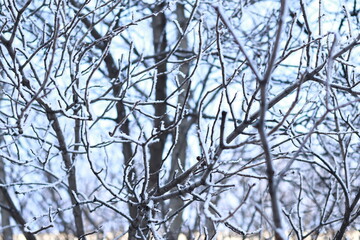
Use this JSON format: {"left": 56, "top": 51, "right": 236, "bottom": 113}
{"left": 0, "top": 0, "right": 359, "bottom": 239}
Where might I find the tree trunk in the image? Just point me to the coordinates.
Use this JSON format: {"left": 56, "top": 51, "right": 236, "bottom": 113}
{"left": 0, "top": 178, "right": 37, "bottom": 240}
{"left": 46, "top": 111, "right": 86, "bottom": 239}
{"left": 128, "top": 3, "right": 168, "bottom": 239}
{"left": 148, "top": 1, "right": 168, "bottom": 193}
{"left": 0, "top": 159, "right": 13, "bottom": 240}
{"left": 0, "top": 80, "right": 13, "bottom": 240}
{"left": 167, "top": 3, "right": 191, "bottom": 240}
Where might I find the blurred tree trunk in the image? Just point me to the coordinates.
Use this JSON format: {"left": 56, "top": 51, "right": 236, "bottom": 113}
{"left": 67, "top": 1, "right": 137, "bottom": 236}
{"left": 69, "top": 80, "right": 86, "bottom": 239}
{"left": 167, "top": 3, "right": 191, "bottom": 240}
{"left": 0, "top": 178, "right": 36, "bottom": 240}
{"left": 148, "top": 1, "right": 168, "bottom": 192}
{"left": 0, "top": 65, "right": 33, "bottom": 240}
{"left": 128, "top": 3, "right": 168, "bottom": 238}
{"left": 114, "top": 81, "right": 139, "bottom": 240}
{"left": 46, "top": 111, "right": 86, "bottom": 239}
{"left": 110, "top": 48, "right": 137, "bottom": 240}
{"left": 0, "top": 78, "right": 13, "bottom": 240}
{"left": 45, "top": 173, "right": 74, "bottom": 237}
{"left": 0, "top": 159, "right": 13, "bottom": 240}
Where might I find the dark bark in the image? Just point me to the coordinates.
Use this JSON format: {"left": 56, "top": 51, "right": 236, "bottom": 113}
{"left": 167, "top": 3, "right": 191, "bottom": 240}
{"left": 67, "top": 2, "right": 138, "bottom": 237}
{"left": 46, "top": 110, "right": 86, "bottom": 239}
{"left": 0, "top": 81, "right": 13, "bottom": 240}
{"left": 70, "top": 79, "right": 86, "bottom": 239}
{"left": 334, "top": 191, "right": 360, "bottom": 240}
{"left": 1, "top": 33, "right": 86, "bottom": 239}
{"left": 0, "top": 179, "right": 36, "bottom": 240}
{"left": 148, "top": 2, "right": 168, "bottom": 191}
{"left": 0, "top": 161, "right": 14, "bottom": 240}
